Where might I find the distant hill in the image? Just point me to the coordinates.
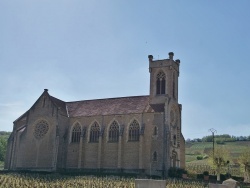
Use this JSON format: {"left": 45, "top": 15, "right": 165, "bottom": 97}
{"left": 185, "top": 141, "right": 250, "bottom": 164}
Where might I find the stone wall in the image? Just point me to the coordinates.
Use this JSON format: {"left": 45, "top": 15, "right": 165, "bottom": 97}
{"left": 64, "top": 112, "right": 163, "bottom": 175}
{"left": 11, "top": 95, "right": 58, "bottom": 171}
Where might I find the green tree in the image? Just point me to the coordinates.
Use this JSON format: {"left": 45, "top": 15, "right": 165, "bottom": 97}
{"left": 0, "top": 137, "right": 7, "bottom": 161}
{"left": 208, "top": 146, "right": 230, "bottom": 181}
{"left": 239, "top": 150, "right": 250, "bottom": 183}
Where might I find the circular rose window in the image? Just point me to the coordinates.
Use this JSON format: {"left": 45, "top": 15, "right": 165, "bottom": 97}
{"left": 34, "top": 120, "right": 49, "bottom": 139}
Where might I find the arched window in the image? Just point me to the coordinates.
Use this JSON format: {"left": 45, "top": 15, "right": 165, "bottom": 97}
{"left": 128, "top": 120, "right": 140, "bottom": 141}
{"left": 156, "top": 71, "right": 166, "bottom": 95}
{"left": 109, "top": 121, "right": 119, "bottom": 142}
{"left": 153, "top": 126, "right": 158, "bottom": 136}
{"left": 89, "top": 122, "right": 100, "bottom": 143}
{"left": 71, "top": 123, "right": 81, "bottom": 143}
{"left": 153, "top": 151, "right": 157, "bottom": 161}
{"left": 173, "top": 72, "right": 176, "bottom": 98}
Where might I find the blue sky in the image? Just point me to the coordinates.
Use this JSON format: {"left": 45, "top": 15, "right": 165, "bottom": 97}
{"left": 1, "top": 1, "right": 250, "bottom": 139}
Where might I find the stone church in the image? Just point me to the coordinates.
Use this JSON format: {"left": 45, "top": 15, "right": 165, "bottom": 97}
{"left": 5, "top": 52, "right": 185, "bottom": 177}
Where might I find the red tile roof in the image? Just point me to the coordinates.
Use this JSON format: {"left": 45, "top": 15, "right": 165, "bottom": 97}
{"left": 66, "top": 96, "right": 151, "bottom": 117}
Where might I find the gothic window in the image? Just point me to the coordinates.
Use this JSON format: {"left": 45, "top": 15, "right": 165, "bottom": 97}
{"left": 128, "top": 120, "right": 140, "bottom": 141}
{"left": 156, "top": 71, "right": 166, "bottom": 95}
{"left": 153, "top": 151, "right": 157, "bottom": 161}
{"left": 153, "top": 126, "right": 158, "bottom": 136}
{"left": 173, "top": 72, "right": 176, "bottom": 98}
{"left": 109, "top": 121, "right": 119, "bottom": 142}
{"left": 89, "top": 122, "right": 100, "bottom": 143}
{"left": 71, "top": 123, "right": 81, "bottom": 143}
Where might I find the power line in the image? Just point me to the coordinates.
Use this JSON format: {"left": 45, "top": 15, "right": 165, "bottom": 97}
{"left": 209, "top": 128, "right": 217, "bottom": 160}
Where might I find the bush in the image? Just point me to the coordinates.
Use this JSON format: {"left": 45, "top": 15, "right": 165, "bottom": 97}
{"left": 203, "top": 171, "right": 209, "bottom": 176}
{"left": 0, "top": 137, "right": 7, "bottom": 161}
{"left": 216, "top": 139, "right": 225, "bottom": 145}
{"left": 197, "top": 156, "right": 203, "bottom": 160}
{"left": 168, "top": 167, "right": 186, "bottom": 178}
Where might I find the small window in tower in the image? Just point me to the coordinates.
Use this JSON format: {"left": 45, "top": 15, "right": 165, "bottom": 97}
{"left": 153, "top": 126, "right": 158, "bottom": 136}
{"left": 173, "top": 135, "right": 177, "bottom": 145}
{"left": 156, "top": 71, "right": 166, "bottom": 95}
{"left": 153, "top": 151, "right": 157, "bottom": 161}
{"left": 161, "top": 78, "right": 166, "bottom": 94}
{"left": 173, "top": 72, "right": 176, "bottom": 98}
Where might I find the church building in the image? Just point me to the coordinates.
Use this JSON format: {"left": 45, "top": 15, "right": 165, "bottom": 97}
{"left": 5, "top": 52, "right": 185, "bottom": 177}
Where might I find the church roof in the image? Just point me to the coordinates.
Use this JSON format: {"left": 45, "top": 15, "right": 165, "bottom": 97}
{"left": 50, "top": 95, "right": 68, "bottom": 116}
{"left": 66, "top": 95, "right": 151, "bottom": 117}
{"left": 14, "top": 91, "right": 165, "bottom": 123}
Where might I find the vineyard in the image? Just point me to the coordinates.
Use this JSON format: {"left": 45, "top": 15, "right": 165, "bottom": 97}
{"left": 186, "top": 163, "right": 243, "bottom": 177}
{"left": 186, "top": 141, "right": 250, "bottom": 163}
{"left": 0, "top": 173, "right": 207, "bottom": 188}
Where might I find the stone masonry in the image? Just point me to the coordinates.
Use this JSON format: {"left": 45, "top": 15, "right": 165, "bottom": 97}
{"left": 5, "top": 52, "right": 185, "bottom": 178}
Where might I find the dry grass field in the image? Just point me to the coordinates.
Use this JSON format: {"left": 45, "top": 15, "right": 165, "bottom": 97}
{"left": 0, "top": 173, "right": 207, "bottom": 188}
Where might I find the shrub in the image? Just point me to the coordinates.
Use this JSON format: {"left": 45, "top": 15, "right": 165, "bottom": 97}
{"left": 203, "top": 171, "right": 209, "bottom": 176}
{"left": 197, "top": 155, "right": 203, "bottom": 160}
{"left": 168, "top": 167, "right": 185, "bottom": 178}
{"left": 216, "top": 139, "right": 225, "bottom": 145}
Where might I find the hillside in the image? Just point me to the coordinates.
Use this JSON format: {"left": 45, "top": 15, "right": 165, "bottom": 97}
{"left": 186, "top": 141, "right": 250, "bottom": 164}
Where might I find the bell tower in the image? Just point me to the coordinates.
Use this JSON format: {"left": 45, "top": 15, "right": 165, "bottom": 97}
{"left": 148, "top": 52, "right": 180, "bottom": 104}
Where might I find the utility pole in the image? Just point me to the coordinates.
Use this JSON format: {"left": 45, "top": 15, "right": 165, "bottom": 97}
{"left": 209, "top": 128, "right": 217, "bottom": 161}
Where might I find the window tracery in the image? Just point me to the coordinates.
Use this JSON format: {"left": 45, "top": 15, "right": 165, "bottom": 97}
{"left": 34, "top": 120, "right": 49, "bottom": 139}
{"left": 156, "top": 71, "right": 166, "bottom": 95}
{"left": 109, "top": 121, "right": 119, "bottom": 142}
{"left": 71, "top": 123, "right": 81, "bottom": 143}
{"left": 89, "top": 122, "right": 100, "bottom": 143}
{"left": 128, "top": 120, "right": 140, "bottom": 141}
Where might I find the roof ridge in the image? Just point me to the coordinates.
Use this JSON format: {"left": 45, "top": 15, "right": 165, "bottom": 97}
{"left": 66, "top": 95, "right": 149, "bottom": 104}
{"left": 49, "top": 95, "right": 66, "bottom": 103}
